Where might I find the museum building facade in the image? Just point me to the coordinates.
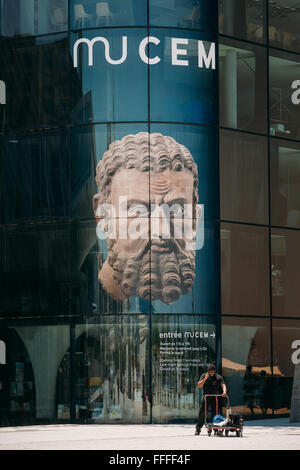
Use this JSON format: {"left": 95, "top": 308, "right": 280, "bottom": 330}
{"left": 0, "top": 0, "right": 300, "bottom": 426}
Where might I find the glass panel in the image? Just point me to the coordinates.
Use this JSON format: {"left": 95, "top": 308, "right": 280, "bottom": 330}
{"left": 219, "top": 0, "right": 267, "bottom": 44}
{"left": 270, "top": 138, "right": 300, "bottom": 229}
{"left": 150, "top": 0, "right": 217, "bottom": 32}
{"left": 70, "top": 0, "right": 147, "bottom": 29}
{"left": 273, "top": 319, "right": 300, "bottom": 418}
{"left": 0, "top": 34, "right": 71, "bottom": 132}
{"left": 74, "top": 316, "right": 150, "bottom": 423}
{"left": 152, "top": 315, "right": 216, "bottom": 423}
{"left": 149, "top": 29, "right": 218, "bottom": 125}
{"left": 221, "top": 223, "right": 270, "bottom": 315}
{"left": 150, "top": 124, "right": 218, "bottom": 220}
{"left": 72, "top": 124, "right": 151, "bottom": 314}
{"left": 220, "top": 130, "right": 268, "bottom": 225}
{"left": 0, "top": 0, "right": 68, "bottom": 37}
{"left": 70, "top": 29, "right": 148, "bottom": 123}
{"left": 0, "top": 223, "right": 72, "bottom": 317}
{"left": 219, "top": 38, "right": 268, "bottom": 134}
{"left": 269, "top": 0, "right": 300, "bottom": 53}
{"left": 271, "top": 228, "right": 300, "bottom": 317}
{"left": 150, "top": 221, "right": 220, "bottom": 314}
{"left": 222, "top": 317, "right": 272, "bottom": 417}
{"left": 148, "top": 124, "right": 219, "bottom": 314}
{"left": 269, "top": 50, "right": 300, "bottom": 141}
{"left": 0, "top": 323, "right": 71, "bottom": 425}
{"left": 1, "top": 130, "right": 70, "bottom": 225}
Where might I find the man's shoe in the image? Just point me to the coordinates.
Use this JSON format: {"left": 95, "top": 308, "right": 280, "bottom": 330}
{"left": 194, "top": 429, "right": 201, "bottom": 435}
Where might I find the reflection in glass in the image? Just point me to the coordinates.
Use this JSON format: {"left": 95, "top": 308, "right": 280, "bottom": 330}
{"left": 4, "top": 328, "right": 36, "bottom": 425}
{"left": 152, "top": 315, "right": 216, "bottom": 423}
{"left": 270, "top": 139, "right": 300, "bottom": 229}
{"left": 221, "top": 223, "right": 269, "bottom": 315}
{"left": 272, "top": 319, "right": 300, "bottom": 417}
{"left": 74, "top": 316, "right": 150, "bottom": 423}
{"left": 150, "top": 0, "right": 217, "bottom": 32}
{"left": 271, "top": 229, "right": 300, "bottom": 317}
{"left": 0, "top": 0, "right": 68, "bottom": 37}
{"left": 71, "top": 29, "right": 148, "bottom": 123}
{"left": 6, "top": 325, "right": 71, "bottom": 424}
{"left": 269, "top": 50, "right": 300, "bottom": 140}
{"left": 150, "top": 29, "right": 217, "bottom": 125}
{"left": 219, "top": 0, "right": 266, "bottom": 44}
{"left": 0, "top": 223, "right": 71, "bottom": 316}
{"left": 70, "top": 0, "right": 147, "bottom": 29}
{"left": 222, "top": 317, "right": 272, "bottom": 417}
{"left": 219, "top": 38, "right": 267, "bottom": 134}
{"left": 0, "top": 34, "right": 71, "bottom": 132}
{"left": 220, "top": 130, "right": 268, "bottom": 225}
{"left": 1, "top": 130, "right": 70, "bottom": 224}
{"left": 269, "top": 0, "right": 300, "bottom": 53}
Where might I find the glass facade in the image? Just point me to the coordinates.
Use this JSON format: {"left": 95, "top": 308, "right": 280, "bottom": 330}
{"left": 0, "top": 1, "right": 300, "bottom": 426}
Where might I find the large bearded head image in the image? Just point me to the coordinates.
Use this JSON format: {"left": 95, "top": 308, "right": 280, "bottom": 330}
{"left": 93, "top": 132, "right": 199, "bottom": 305}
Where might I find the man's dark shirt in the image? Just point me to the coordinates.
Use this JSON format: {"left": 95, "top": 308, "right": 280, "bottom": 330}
{"left": 199, "top": 373, "right": 225, "bottom": 396}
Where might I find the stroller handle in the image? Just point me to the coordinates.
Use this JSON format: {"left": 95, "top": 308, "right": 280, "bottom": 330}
{"left": 204, "top": 394, "right": 230, "bottom": 407}
{"left": 203, "top": 394, "right": 230, "bottom": 425}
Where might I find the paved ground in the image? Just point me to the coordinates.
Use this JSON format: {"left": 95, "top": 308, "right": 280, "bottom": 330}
{"left": 0, "top": 418, "right": 299, "bottom": 450}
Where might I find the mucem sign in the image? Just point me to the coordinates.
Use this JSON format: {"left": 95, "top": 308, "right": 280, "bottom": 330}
{"left": 73, "top": 36, "right": 216, "bottom": 69}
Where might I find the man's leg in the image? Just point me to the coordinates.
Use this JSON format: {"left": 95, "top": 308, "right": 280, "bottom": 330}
{"left": 195, "top": 397, "right": 206, "bottom": 434}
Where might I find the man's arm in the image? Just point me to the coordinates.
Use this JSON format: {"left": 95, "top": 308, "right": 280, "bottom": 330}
{"left": 197, "top": 373, "right": 209, "bottom": 388}
{"left": 221, "top": 381, "right": 227, "bottom": 396}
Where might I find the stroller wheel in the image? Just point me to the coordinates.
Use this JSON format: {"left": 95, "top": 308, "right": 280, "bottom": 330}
{"left": 207, "top": 429, "right": 212, "bottom": 436}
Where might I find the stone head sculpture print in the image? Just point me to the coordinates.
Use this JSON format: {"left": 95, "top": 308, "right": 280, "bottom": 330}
{"left": 93, "top": 132, "right": 200, "bottom": 305}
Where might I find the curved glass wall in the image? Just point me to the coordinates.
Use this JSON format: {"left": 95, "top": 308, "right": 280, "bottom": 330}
{"left": 0, "top": 0, "right": 300, "bottom": 427}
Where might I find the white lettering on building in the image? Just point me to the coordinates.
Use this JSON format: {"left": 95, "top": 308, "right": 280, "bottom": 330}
{"left": 291, "top": 80, "right": 300, "bottom": 105}
{"left": 0, "top": 340, "right": 6, "bottom": 365}
{"left": 0, "top": 80, "right": 5, "bottom": 105}
{"left": 73, "top": 36, "right": 216, "bottom": 70}
{"left": 291, "top": 340, "right": 300, "bottom": 365}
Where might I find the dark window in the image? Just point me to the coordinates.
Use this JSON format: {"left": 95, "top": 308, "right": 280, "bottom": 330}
{"left": 221, "top": 223, "right": 270, "bottom": 315}
{"left": 272, "top": 319, "right": 300, "bottom": 417}
{"left": 222, "top": 316, "right": 272, "bottom": 417}
{"left": 270, "top": 138, "right": 300, "bottom": 229}
{"left": 219, "top": 38, "right": 268, "bottom": 134}
{"left": 269, "top": 0, "right": 300, "bottom": 53}
{"left": 219, "top": 0, "right": 267, "bottom": 44}
{"left": 1, "top": 130, "right": 70, "bottom": 224}
{"left": 0, "top": 223, "right": 72, "bottom": 316}
{"left": 0, "top": 0, "right": 68, "bottom": 37}
{"left": 271, "top": 228, "right": 300, "bottom": 317}
{"left": 150, "top": 0, "right": 217, "bottom": 32}
{"left": 70, "top": 0, "right": 147, "bottom": 29}
{"left": 220, "top": 130, "right": 268, "bottom": 225}
{"left": 0, "top": 34, "right": 71, "bottom": 132}
{"left": 269, "top": 49, "right": 300, "bottom": 141}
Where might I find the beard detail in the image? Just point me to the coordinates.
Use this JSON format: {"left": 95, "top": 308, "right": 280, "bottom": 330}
{"left": 106, "top": 239, "right": 196, "bottom": 305}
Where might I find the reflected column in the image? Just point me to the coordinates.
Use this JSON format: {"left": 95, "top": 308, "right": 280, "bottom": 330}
{"left": 222, "top": 49, "right": 237, "bottom": 129}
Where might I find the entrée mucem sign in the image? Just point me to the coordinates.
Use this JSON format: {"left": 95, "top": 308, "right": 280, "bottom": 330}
{"left": 73, "top": 36, "right": 216, "bottom": 69}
